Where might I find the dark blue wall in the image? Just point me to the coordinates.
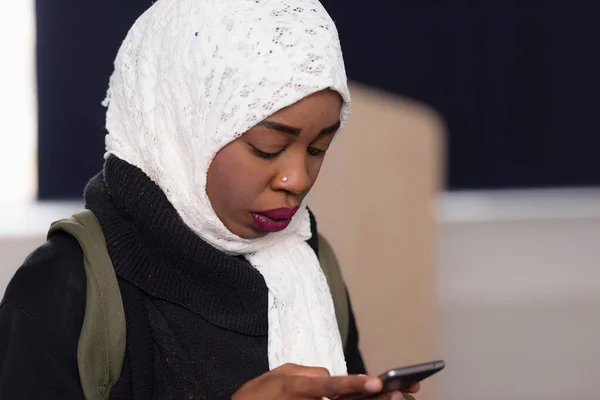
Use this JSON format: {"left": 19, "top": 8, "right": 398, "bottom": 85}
{"left": 36, "top": 1, "right": 600, "bottom": 198}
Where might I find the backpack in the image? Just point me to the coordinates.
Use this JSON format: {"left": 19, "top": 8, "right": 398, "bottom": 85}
{"left": 48, "top": 210, "right": 349, "bottom": 400}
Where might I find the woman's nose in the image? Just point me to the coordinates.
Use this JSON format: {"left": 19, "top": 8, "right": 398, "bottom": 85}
{"left": 273, "top": 157, "right": 312, "bottom": 195}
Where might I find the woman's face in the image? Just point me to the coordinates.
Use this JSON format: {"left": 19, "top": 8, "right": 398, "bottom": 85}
{"left": 206, "top": 89, "right": 343, "bottom": 239}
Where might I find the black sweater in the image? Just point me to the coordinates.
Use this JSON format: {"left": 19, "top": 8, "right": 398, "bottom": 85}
{"left": 0, "top": 157, "right": 365, "bottom": 399}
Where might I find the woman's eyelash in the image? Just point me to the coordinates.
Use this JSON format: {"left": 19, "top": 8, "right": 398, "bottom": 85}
{"left": 252, "top": 146, "right": 282, "bottom": 159}
{"left": 308, "top": 147, "right": 325, "bottom": 156}
{"left": 251, "top": 145, "right": 325, "bottom": 159}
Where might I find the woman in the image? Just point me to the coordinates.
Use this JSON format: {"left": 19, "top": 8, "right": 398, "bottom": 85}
{"left": 0, "top": 0, "right": 419, "bottom": 399}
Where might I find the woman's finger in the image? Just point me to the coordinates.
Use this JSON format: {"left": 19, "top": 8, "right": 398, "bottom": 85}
{"left": 368, "top": 391, "right": 409, "bottom": 400}
{"left": 272, "top": 363, "right": 331, "bottom": 377}
{"left": 292, "top": 375, "right": 382, "bottom": 398}
{"left": 404, "top": 382, "right": 420, "bottom": 393}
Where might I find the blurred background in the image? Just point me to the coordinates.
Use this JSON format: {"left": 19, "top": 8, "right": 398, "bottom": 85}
{"left": 2, "top": 1, "right": 600, "bottom": 399}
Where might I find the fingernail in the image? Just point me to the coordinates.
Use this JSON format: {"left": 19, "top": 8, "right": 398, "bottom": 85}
{"left": 390, "top": 393, "right": 404, "bottom": 400}
{"left": 364, "top": 378, "right": 382, "bottom": 393}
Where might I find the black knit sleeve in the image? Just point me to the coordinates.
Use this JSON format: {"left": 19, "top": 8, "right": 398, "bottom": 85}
{"left": 344, "top": 291, "right": 367, "bottom": 375}
{"left": 0, "top": 233, "right": 86, "bottom": 399}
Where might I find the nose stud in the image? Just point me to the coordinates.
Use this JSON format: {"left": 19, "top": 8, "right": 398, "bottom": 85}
{"left": 282, "top": 176, "right": 288, "bottom": 182}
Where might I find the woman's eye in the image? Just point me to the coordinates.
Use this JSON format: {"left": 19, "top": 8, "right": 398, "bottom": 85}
{"left": 252, "top": 146, "right": 283, "bottom": 159}
{"left": 308, "top": 147, "right": 326, "bottom": 156}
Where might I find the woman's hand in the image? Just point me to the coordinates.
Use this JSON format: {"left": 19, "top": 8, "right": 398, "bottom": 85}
{"left": 370, "top": 382, "right": 419, "bottom": 400}
{"left": 232, "top": 363, "right": 420, "bottom": 399}
{"left": 341, "top": 381, "right": 420, "bottom": 400}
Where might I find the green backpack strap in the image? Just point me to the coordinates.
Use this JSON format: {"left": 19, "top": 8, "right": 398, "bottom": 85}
{"left": 317, "top": 233, "right": 350, "bottom": 348}
{"left": 48, "top": 210, "right": 126, "bottom": 400}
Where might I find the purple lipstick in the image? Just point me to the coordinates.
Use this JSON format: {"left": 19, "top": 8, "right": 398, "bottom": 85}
{"left": 251, "top": 207, "right": 299, "bottom": 233}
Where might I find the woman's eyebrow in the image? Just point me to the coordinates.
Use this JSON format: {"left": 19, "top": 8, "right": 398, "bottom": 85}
{"left": 256, "top": 119, "right": 341, "bottom": 136}
{"left": 256, "top": 120, "right": 301, "bottom": 136}
{"left": 319, "top": 120, "right": 341, "bottom": 135}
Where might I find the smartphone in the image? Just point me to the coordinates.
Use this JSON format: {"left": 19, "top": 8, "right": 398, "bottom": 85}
{"left": 379, "top": 360, "right": 445, "bottom": 392}
{"left": 339, "top": 360, "right": 445, "bottom": 400}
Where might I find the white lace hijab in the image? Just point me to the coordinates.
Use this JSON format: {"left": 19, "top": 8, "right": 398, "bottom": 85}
{"left": 103, "top": 0, "right": 350, "bottom": 375}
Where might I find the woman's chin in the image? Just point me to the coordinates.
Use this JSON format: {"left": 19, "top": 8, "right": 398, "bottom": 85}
{"left": 226, "top": 223, "right": 270, "bottom": 240}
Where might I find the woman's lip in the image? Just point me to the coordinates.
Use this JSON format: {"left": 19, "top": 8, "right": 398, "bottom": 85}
{"left": 251, "top": 212, "right": 292, "bottom": 233}
{"left": 256, "top": 207, "right": 299, "bottom": 220}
